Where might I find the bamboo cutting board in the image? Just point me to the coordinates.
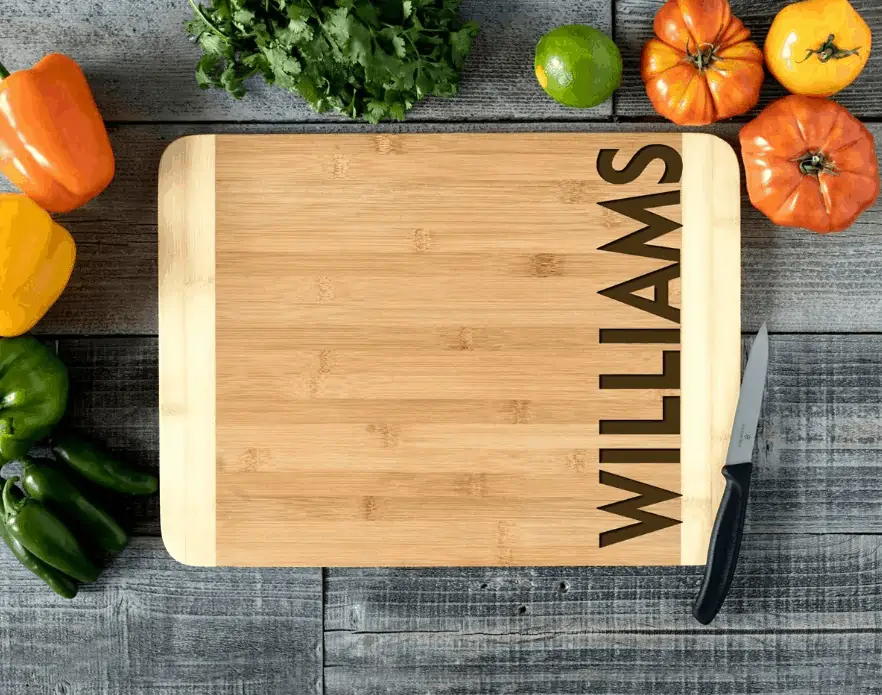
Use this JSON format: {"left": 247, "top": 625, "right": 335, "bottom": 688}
{"left": 158, "top": 133, "right": 741, "bottom": 568}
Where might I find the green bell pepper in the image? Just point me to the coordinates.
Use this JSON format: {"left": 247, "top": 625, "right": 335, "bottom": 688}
{"left": 0, "top": 337, "right": 69, "bottom": 463}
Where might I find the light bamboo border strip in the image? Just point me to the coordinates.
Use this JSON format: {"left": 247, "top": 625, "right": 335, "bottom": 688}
{"left": 158, "top": 135, "right": 217, "bottom": 566}
{"left": 680, "top": 133, "right": 742, "bottom": 565}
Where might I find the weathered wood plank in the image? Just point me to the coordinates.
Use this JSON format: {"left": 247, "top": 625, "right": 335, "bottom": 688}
{"left": 742, "top": 333, "right": 882, "bottom": 534}
{"left": 323, "top": 535, "right": 882, "bottom": 694}
{"left": 10, "top": 0, "right": 882, "bottom": 126}
{"left": 0, "top": 0, "right": 612, "bottom": 122}
{"left": 0, "top": 537, "right": 322, "bottom": 695}
{"left": 615, "top": 0, "right": 882, "bottom": 119}
{"left": 325, "top": 535, "right": 882, "bottom": 632}
{"left": 20, "top": 334, "right": 882, "bottom": 536}
{"left": 325, "top": 655, "right": 880, "bottom": 695}
{"left": 2, "top": 122, "right": 877, "bottom": 335}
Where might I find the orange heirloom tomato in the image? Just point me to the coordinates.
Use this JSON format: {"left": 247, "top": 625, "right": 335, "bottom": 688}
{"left": 641, "top": 0, "right": 765, "bottom": 125}
{"left": 765, "top": 0, "right": 871, "bottom": 97}
{"left": 740, "top": 95, "right": 880, "bottom": 233}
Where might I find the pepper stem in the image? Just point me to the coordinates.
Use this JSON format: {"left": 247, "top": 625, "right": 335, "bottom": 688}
{"left": 2, "top": 476, "right": 21, "bottom": 519}
{"left": 0, "top": 61, "right": 9, "bottom": 80}
{"left": 798, "top": 34, "right": 861, "bottom": 64}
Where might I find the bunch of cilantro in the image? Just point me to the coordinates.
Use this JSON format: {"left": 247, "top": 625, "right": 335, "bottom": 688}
{"left": 187, "top": 0, "right": 480, "bottom": 122}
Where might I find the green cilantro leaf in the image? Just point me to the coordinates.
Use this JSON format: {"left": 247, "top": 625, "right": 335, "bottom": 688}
{"left": 220, "top": 65, "right": 247, "bottom": 99}
{"left": 233, "top": 8, "right": 255, "bottom": 26}
{"left": 186, "top": 0, "right": 480, "bottom": 122}
{"left": 198, "top": 32, "right": 228, "bottom": 57}
{"left": 276, "top": 19, "right": 313, "bottom": 45}
{"left": 347, "top": 21, "right": 373, "bottom": 65}
{"left": 195, "top": 54, "right": 219, "bottom": 88}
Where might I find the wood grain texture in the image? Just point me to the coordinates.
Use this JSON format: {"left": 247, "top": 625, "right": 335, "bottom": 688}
{"left": 325, "top": 536, "right": 882, "bottom": 632}
{"left": 614, "top": 0, "right": 882, "bottom": 119}
{"left": 325, "top": 661, "right": 879, "bottom": 695}
{"left": 36, "top": 333, "right": 882, "bottom": 537}
{"left": 3, "top": 121, "right": 881, "bottom": 336}
{"left": 158, "top": 135, "right": 217, "bottom": 566}
{"left": 680, "top": 134, "right": 740, "bottom": 564}
{"left": 0, "top": 538, "right": 322, "bottom": 695}
{"left": 1, "top": 0, "right": 877, "bottom": 691}
{"left": 153, "top": 132, "right": 743, "bottom": 567}
{"left": 0, "top": 0, "right": 611, "bottom": 122}
{"left": 324, "top": 535, "right": 882, "bottom": 694}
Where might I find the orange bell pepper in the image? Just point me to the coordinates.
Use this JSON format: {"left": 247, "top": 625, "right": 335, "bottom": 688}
{"left": 0, "top": 194, "right": 76, "bottom": 336}
{"left": 0, "top": 54, "right": 115, "bottom": 213}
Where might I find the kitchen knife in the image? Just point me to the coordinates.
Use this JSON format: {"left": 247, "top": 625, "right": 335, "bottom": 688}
{"left": 692, "top": 323, "right": 769, "bottom": 625}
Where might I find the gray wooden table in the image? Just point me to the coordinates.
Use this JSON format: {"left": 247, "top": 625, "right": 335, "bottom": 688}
{"left": 1, "top": 1, "right": 881, "bottom": 693}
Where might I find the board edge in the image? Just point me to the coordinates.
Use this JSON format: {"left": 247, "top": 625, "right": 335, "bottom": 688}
{"left": 158, "top": 134, "right": 218, "bottom": 567}
{"left": 680, "top": 133, "right": 742, "bottom": 566}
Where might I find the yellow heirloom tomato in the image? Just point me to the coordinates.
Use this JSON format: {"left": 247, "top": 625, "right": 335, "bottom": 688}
{"left": 765, "top": 0, "right": 871, "bottom": 97}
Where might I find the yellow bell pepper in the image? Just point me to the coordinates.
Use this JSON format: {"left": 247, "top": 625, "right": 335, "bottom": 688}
{"left": 0, "top": 194, "right": 76, "bottom": 337}
{"left": 765, "top": 0, "right": 871, "bottom": 97}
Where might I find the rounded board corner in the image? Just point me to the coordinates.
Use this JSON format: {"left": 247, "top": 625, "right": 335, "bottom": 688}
{"left": 158, "top": 131, "right": 217, "bottom": 568}
{"left": 680, "top": 130, "right": 742, "bottom": 566}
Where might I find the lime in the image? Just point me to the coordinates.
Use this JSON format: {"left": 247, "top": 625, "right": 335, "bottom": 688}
{"left": 535, "top": 25, "right": 622, "bottom": 108}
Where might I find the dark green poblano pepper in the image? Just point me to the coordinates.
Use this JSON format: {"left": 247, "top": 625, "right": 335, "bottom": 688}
{"left": 53, "top": 434, "right": 158, "bottom": 496}
{"left": 21, "top": 458, "right": 128, "bottom": 555}
{"left": 0, "top": 481, "right": 77, "bottom": 598}
{"left": 2, "top": 477, "right": 98, "bottom": 583}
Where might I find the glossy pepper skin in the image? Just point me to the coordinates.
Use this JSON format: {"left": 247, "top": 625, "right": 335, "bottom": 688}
{"left": 0, "top": 336, "right": 69, "bottom": 463}
{"left": 0, "top": 54, "right": 115, "bottom": 213}
{"left": 53, "top": 434, "right": 158, "bottom": 496}
{"left": 740, "top": 95, "right": 880, "bottom": 233}
{"left": 0, "top": 194, "right": 76, "bottom": 337}
{"left": 0, "top": 481, "right": 77, "bottom": 598}
{"left": 2, "top": 477, "right": 98, "bottom": 583}
{"left": 765, "top": 0, "right": 871, "bottom": 97}
{"left": 21, "top": 458, "right": 128, "bottom": 555}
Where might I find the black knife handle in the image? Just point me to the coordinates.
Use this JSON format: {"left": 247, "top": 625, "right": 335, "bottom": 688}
{"left": 692, "top": 462, "right": 753, "bottom": 625}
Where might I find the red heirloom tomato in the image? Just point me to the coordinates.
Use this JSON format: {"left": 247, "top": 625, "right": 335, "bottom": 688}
{"left": 740, "top": 95, "right": 879, "bottom": 233}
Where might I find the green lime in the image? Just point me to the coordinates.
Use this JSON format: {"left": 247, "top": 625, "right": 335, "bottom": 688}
{"left": 535, "top": 25, "right": 622, "bottom": 108}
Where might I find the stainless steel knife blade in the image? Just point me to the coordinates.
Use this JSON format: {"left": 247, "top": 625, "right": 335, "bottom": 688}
{"left": 725, "top": 323, "right": 770, "bottom": 466}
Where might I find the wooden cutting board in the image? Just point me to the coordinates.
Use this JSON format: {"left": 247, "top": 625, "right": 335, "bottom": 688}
{"left": 158, "top": 133, "right": 740, "bottom": 568}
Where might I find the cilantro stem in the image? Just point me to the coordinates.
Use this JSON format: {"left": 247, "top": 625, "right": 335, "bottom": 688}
{"left": 404, "top": 33, "right": 426, "bottom": 76}
{"left": 405, "top": 34, "right": 422, "bottom": 56}
{"left": 303, "top": 0, "right": 345, "bottom": 61}
{"left": 383, "top": 23, "right": 446, "bottom": 33}
{"left": 187, "top": 0, "right": 230, "bottom": 42}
